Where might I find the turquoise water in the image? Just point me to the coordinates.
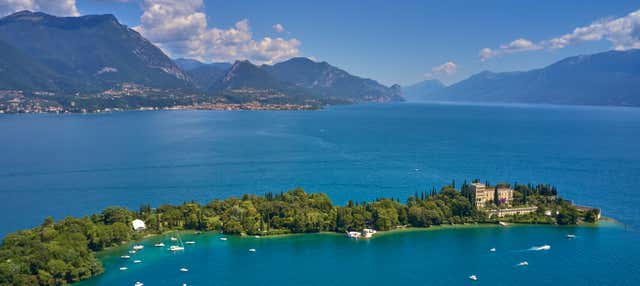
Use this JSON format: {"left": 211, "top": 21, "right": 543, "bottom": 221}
{"left": 76, "top": 224, "right": 637, "bottom": 286}
{"left": 1, "top": 102, "right": 640, "bottom": 284}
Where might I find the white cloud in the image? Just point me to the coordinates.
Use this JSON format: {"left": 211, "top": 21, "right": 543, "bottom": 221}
{"left": 480, "top": 9, "right": 640, "bottom": 61}
{"left": 273, "top": 23, "right": 286, "bottom": 33}
{"left": 134, "top": 0, "right": 301, "bottom": 64}
{"left": 546, "top": 9, "right": 640, "bottom": 50}
{"left": 0, "top": 0, "right": 79, "bottom": 17}
{"left": 480, "top": 38, "right": 541, "bottom": 61}
{"left": 425, "top": 61, "right": 457, "bottom": 79}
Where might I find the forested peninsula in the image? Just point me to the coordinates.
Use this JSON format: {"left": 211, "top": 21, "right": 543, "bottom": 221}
{"left": 0, "top": 181, "right": 600, "bottom": 286}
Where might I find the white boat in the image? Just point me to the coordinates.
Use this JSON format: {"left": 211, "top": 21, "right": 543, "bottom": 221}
{"left": 489, "top": 248, "right": 496, "bottom": 252}
{"left": 254, "top": 235, "right": 261, "bottom": 239}
{"left": 169, "top": 245, "right": 185, "bottom": 251}
{"left": 171, "top": 237, "right": 178, "bottom": 241}
{"left": 128, "top": 250, "right": 136, "bottom": 254}
{"left": 179, "top": 268, "right": 189, "bottom": 272}
{"left": 185, "top": 241, "right": 196, "bottom": 245}
{"left": 134, "top": 282, "right": 144, "bottom": 286}
{"left": 120, "top": 255, "right": 130, "bottom": 259}
{"left": 133, "top": 260, "right": 142, "bottom": 264}
{"left": 498, "top": 221, "right": 508, "bottom": 226}
{"left": 469, "top": 275, "right": 478, "bottom": 281}
{"left": 536, "top": 245, "right": 551, "bottom": 251}
{"left": 133, "top": 244, "right": 144, "bottom": 250}
{"left": 154, "top": 242, "right": 165, "bottom": 247}
{"left": 119, "top": 267, "right": 128, "bottom": 271}
{"left": 566, "top": 234, "right": 577, "bottom": 239}
{"left": 248, "top": 248, "right": 256, "bottom": 252}
{"left": 346, "top": 231, "right": 361, "bottom": 239}
{"left": 219, "top": 237, "right": 228, "bottom": 241}
{"left": 518, "top": 261, "right": 529, "bottom": 266}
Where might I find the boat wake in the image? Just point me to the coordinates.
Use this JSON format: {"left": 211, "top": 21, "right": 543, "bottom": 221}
{"left": 528, "top": 244, "right": 551, "bottom": 251}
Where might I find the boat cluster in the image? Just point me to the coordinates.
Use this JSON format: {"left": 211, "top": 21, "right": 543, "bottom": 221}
{"left": 120, "top": 233, "right": 263, "bottom": 285}
{"left": 468, "top": 233, "right": 576, "bottom": 281}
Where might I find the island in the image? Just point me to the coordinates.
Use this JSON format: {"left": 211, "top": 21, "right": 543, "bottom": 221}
{"left": 0, "top": 180, "right": 600, "bottom": 285}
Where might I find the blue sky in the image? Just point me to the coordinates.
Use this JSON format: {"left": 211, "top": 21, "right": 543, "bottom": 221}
{"left": 4, "top": 0, "right": 640, "bottom": 86}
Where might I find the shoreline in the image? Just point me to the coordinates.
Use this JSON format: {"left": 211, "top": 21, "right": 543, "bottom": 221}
{"left": 96, "top": 219, "right": 619, "bottom": 257}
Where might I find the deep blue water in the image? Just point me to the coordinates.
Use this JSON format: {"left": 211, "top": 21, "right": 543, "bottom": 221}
{"left": 1, "top": 102, "right": 639, "bottom": 285}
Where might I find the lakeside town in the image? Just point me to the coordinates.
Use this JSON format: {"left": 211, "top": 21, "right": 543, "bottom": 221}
{"left": 0, "top": 89, "right": 317, "bottom": 114}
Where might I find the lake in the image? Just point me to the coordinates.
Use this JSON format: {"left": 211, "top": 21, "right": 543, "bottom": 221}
{"left": 1, "top": 102, "right": 639, "bottom": 284}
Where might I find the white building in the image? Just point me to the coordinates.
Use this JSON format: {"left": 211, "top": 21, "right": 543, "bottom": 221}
{"left": 132, "top": 219, "right": 146, "bottom": 231}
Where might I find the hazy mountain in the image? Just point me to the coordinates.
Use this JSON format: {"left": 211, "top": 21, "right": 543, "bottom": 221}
{"left": 263, "top": 57, "right": 404, "bottom": 103}
{"left": 431, "top": 49, "right": 640, "bottom": 106}
{"left": 402, "top": 79, "right": 446, "bottom": 101}
{"left": 0, "top": 40, "right": 61, "bottom": 91}
{"left": 174, "top": 59, "right": 233, "bottom": 89}
{"left": 0, "top": 11, "right": 191, "bottom": 93}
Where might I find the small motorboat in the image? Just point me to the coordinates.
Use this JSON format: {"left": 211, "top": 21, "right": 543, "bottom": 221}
{"left": 133, "top": 245, "right": 144, "bottom": 250}
{"left": 254, "top": 235, "right": 261, "bottom": 239}
{"left": 536, "top": 245, "right": 551, "bottom": 251}
{"left": 566, "top": 234, "right": 577, "bottom": 239}
{"left": 128, "top": 250, "right": 136, "bottom": 254}
{"left": 518, "top": 261, "right": 529, "bottom": 266}
{"left": 219, "top": 237, "right": 228, "bottom": 241}
{"left": 185, "top": 241, "right": 196, "bottom": 245}
{"left": 154, "top": 242, "right": 165, "bottom": 247}
{"left": 489, "top": 248, "right": 496, "bottom": 252}
{"left": 134, "top": 282, "right": 144, "bottom": 286}
{"left": 248, "top": 248, "right": 256, "bottom": 252}
{"left": 171, "top": 237, "right": 178, "bottom": 241}
{"left": 169, "top": 245, "right": 185, "bottom": 251}
{"left": 469, "top": 275, "right": 478, "bottom": 281}
{"left": 120, "top": 255, "right": 130, "bottom": 259}
{"left": 133, "top": 260, "right": 142, "bottom": 264}
{"left": 119, "top": 267, "right": 128, "bottom": 271}
{"left": 179, "top": 268, "right": 189, "bottom": 272}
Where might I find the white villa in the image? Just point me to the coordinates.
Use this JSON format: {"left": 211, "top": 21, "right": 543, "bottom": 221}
{"left": 131, "top": 219, "right": 146, "bottom": 231}
{"left": 470, "top": 182, "right": 513, "bottom": 208}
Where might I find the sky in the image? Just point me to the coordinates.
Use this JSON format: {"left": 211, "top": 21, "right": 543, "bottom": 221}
{"left": 1, "top": 0, "right": 639, "bottom": 86}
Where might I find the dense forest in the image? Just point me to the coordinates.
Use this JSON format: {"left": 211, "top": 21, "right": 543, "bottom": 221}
{"left": 0, "top": 181, "right": 598, "bottom": 285}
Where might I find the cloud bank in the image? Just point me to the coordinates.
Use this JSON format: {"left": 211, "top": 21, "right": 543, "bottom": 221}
{"left": 134, "top": 0, "right": 301, "bottom": 64}
{"left": 480, "top": 9, "right": 640, "bottom": 61}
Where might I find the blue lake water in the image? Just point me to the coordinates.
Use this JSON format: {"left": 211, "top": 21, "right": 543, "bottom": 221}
{"left": 1, "top": 102, "right": 639, "bottom": 285}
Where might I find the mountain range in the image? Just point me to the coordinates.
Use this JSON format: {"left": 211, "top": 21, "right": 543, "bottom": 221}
{"left": 0, "top": 11, "right": 402, "bottom": 112}
{"left": 425, "top": 49, "right": 640, "bottom": 106}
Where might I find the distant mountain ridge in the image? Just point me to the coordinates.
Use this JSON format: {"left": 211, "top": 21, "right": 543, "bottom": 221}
{"left": 0, "top": 10, "right": 191, "bottom": 93}
{"left": 0, "top": 11, "right": 404, "bottom": 112}
{"left": 402, "top": 79, "right": 446, "bottom": 101}
{"left": 430, "top": 49, "right": 640, "bottom": 106}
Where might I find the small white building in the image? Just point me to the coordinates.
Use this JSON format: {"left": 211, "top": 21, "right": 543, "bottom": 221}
{"left": 132, "top": 219, "right": 146, "bottom": 231}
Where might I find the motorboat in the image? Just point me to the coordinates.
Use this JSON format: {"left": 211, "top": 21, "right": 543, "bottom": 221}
{"left": 120, "top": 255, "right": 130, "bottom": 259}
{"left": 518, "top": 261, "right": 529, "bottom": 266}
{"left": 169, "top": 245, "right": 185, "bottom": 251}
{"left": 133, "top": 245, "right": 144, "bottom": 250}
{"left": 489, "top": 248, "right": 496, "bottom": 252}
{"left": 469, "top": 275, "right": 478, "bottom": 281}
{"left": 154, "top": 242, "right": 165, "bottom": 247}
{"left": 219, "top": 237, "right": 228, "bottom": 241}
{"left": 566, "top": 234, "right": 577, "bottom": 239}
{"left": 248, "top": 248, "right": 256, "bottom": 252}
{"left": 119, "top": 267, "right": 128, "bottom": 271}
{"left": 185, "top": 241, "right": 196, "bottom": 245}
{"left": 171, "top": 237, "right": 178, "bottom": 241}
{"left": 134, "top": 282, "right": 144, "bottom": 286}
{"left": 133, "top": 260, "right": 142, "bottom": 264}
{"left": 179, "top": 268, "right": 189, "bottom": 272}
